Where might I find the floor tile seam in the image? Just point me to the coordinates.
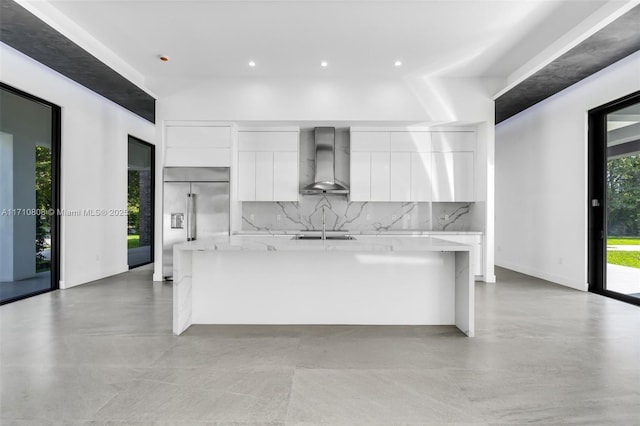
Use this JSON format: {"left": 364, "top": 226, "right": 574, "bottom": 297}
{"left": 378, "top": 371, "right": 487, "bottom": 421}
{"left": 142, "top": 338, "right": 184, "bottom": 368}
{"left": 280, "top": 365, "right": 298, "bottom": 425}
{"left": 290, "top": 367, "right": 457, "bottom": 374}
{"left": 292, "top": 366, "right": 458, "bottom": 372}
{"left": 132, "top": 366, "right": 299, "bottom": 374}
{"left": 429, "top": 366, "right": 633, "bottom": 377}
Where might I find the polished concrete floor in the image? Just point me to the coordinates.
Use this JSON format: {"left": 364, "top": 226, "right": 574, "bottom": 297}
{"left": 1, "top": 265, "right": 639, "bottom": 425}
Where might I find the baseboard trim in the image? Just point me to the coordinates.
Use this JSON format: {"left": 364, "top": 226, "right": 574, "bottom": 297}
{"left": 60, "top": 265, "right": 128, "bottom": 289}
{"left": 480, "top": 274, "right": 497, "bottom": 283}
{"left": 495, "top": 260, "right": 587, "bottom": 291}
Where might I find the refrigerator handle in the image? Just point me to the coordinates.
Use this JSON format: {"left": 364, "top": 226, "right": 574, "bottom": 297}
{"left": 187, "top": 193, "right": 196, "bottom": 241}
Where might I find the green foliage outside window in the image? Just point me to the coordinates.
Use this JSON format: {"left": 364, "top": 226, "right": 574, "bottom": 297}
{"left": 128, "top": 170, "right": 140, "bottom": 234}
{"left": 607, "top": 155, "right": 640, "bottom": 236}
{"left": 35, "top": 145, "right": 51, "bottom": 272}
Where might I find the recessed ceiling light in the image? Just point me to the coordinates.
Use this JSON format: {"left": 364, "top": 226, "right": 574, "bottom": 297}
{"left": 248, "top": 61, "right": 256, "bottom": 67}
{"left": 159, "top": 55, "right": 169, "bottom": 62}
{"left": 394, "top": 60, "right": 402, "bottom": 67}
{"left": 320, "top": 61, "right": 328, "bottom": 68}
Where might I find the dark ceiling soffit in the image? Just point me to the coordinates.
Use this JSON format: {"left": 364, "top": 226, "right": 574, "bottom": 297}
{"left": 0, "top": 0, "right": 155, "bottom": 123}
{"left": 495, "top": 5, "right": 640, "bottom": 125}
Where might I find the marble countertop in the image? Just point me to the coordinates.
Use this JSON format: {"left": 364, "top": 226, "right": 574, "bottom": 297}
{"left": 175, "top": 235, "right": 471, "bottom": 253}
{"left": 234, "top": 230, "right": 483, "bottom": 236}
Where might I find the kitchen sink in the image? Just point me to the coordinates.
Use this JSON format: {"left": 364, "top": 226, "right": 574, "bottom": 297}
{"left": 291, "top": 235, "right": 356, "bottom": 240}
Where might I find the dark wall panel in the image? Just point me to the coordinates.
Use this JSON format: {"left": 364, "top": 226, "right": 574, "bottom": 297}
{"left": 0, "top": 0, "right": 155, "bottom": 123}
{"left": 496, "top": 5, "right": 640, "bottom": 124}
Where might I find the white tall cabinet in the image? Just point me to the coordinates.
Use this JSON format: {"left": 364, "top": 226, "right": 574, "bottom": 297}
{"left": 237, "top": 128, "right": 299, "bottom": 202}
{"left": 350, "top": 128, "right": 475, "bottom": 202}
{"left": 164, "top": 121, "right": 233, "bottom": 167}
{"left": 431, "top": 132, "right": 475, "bottom": 202}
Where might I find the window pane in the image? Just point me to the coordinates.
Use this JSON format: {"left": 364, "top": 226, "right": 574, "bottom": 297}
{"left": 0, "top": 87, "right": 55, "bottom": 302}
{"left": 127, "top": 137, "right": 153, "bottom": 267}
{"left": 605, "top": 102, "right": 640, "bottom": 299}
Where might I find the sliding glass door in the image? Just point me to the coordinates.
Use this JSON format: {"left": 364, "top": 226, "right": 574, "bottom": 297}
{"left": 589, "top": 91, "right": 640, "bottom": 305}
{"left": 0, "top": 83, "right": 60, "bottom": 304}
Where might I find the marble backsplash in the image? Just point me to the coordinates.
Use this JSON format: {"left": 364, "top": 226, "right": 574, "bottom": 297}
{"left": 241, "top": 127, "right": 480, "bottom": 233}
{"left": 242, "top": 196, "right": 477, "bottom": 232}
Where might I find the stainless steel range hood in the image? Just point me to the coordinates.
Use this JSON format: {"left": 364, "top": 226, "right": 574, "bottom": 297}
{"left": 301, "top": 127, "right": 349, "bottom": 195}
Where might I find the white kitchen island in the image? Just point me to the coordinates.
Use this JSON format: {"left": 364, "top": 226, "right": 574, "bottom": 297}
{"left": 172, "top": 235, "right": 474, "bottom": 336}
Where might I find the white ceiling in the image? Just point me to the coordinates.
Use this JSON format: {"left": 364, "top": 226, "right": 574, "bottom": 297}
{"left": 30, "top": 0, "right": 617, "bottom": 94}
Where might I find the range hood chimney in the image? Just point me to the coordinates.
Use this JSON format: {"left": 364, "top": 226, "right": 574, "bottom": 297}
{"left": 301, "top": 127, "right": 349, "bottom": 195}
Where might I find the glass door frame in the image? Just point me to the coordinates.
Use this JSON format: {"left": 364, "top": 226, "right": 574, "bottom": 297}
{"left": 0, "top": 82, "right": 61, "bottom": 305}
{"left": 127, "top": 135, "right": 155, "bottom": 269}
{"left": 588, "top": 90, "right": 640, "bottom": 306}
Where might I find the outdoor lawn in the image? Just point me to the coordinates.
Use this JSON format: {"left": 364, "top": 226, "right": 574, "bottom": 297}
{"left": 608, "top": 237, "right": 640, "bottom": 245}
{"left": 607, "top": 237, "right": 640, "bottom": 269}
{"left": 128, "top": 234, "right": 140, "bottom": 249}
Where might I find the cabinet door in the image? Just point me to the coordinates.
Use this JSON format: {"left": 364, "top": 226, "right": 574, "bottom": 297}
{"left": 239, "top": 131, "right": 298, "bottom": 151}
{"left": 390, "top": 131, "right": 431, "bottom": 152}
{"left": 350, "top": 152, "right": 371, "bottom": 201}
{"left": 390, "top": 152, "right": 411, "bottom": 201}
{"left": 238, "top": 151, "right": 256, "bottom": 201}
{"left": 370, "top": 152, "right": 390, "bottom": 201}
{"left": 165, "top": 126, "right": 231, "bottom": 167}
{"left": 166, "top": 126, "right": 231, "bottom": 148}
{"left": 410, "top": 152, "right": 432, "bottom": 201}
{"left": 273, "top": 151, "right": 298, "bottom": 201}
{"left": 432, "top": 152, "right": 474, "bottom": 201}
{"left": 351, "top": 131, "right": 390, "bottom": 152}
{"left": 255, "top": 152, "right": 274, "bottom": 201}
{"left": 431, "top": 131, "right": 475, "bottom": 152}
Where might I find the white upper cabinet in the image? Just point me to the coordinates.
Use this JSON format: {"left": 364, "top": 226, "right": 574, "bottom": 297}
{"left": 350, "top": 132, "right": 391, "bottom": 201}
{"left": 254, "top": 151, "right": 274, "bottom": 201}
{"left": 390, "top": 131, "right": 431, "bottom": 152}
{"left": 370, "top": 152, "right": 391, "bottom": 201}
{"left": 410, "top": 152, "right": 432, "bottom": 201}
{"left": 237, "top": 129, "right": 299, "bottom": 202}
{"left": 390, "top": 152, "right": 411, "bottom": 201}
{"left": 165, "top": 123, "right": 232, "bottom": 167}
{"left": 273, "top": 151, "right": 298, "bottom": 201}
{"left": 431, "top": 131, "right": 475, "bottom": 202}
{"left": 238, "top": 131, "right": 298, "bottom": 151}
{"left": 350, "top": 128, "right": 475, "bottom": 202}
{"left": 350, "top": 152, "right": 372, "bottom": 201}
{"left": 431, "top": 152, "right": 475, "bottom": 202}
{"left": 431, "top": 131, "right": 475, "bottom": 152}
{"left": 351, "top": 131, "right": 390, "bottom": 152}
{"left": 238, "top": 151, "right": 256, "bottom": 201}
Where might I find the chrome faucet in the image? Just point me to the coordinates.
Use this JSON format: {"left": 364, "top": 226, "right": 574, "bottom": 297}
{"left": 322, "top": 206, "right": 326, "bottom": 240}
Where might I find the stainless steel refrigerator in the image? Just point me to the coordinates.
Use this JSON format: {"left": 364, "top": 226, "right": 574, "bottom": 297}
{"left": 162, "top": 167, "right": 230, "bottom": 279}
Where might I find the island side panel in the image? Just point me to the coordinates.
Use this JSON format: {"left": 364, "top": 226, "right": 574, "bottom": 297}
{"left": 191, "top": 250, "right": 456, "bottom": 325}
{"left": 454, "top": 250, "right": 474, "bottom": 337}
{"left": 173, "top": 247, "right": 193, "bottom": 335}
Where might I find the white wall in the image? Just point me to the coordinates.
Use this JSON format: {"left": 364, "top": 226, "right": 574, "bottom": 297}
{"left": 154, "top": 75, "right": 498, "bottom": 281}
{"left": 0, "top": 132, "right": 14, "bottom": 280}
{"left": 495, "top": 50, "right": 640, "bottom": 291}
{"left": 0, "top": 42, "right": 156, "bottom": 289}
{"left": 157, "top": 76, "right": 500, "bottom": 123}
